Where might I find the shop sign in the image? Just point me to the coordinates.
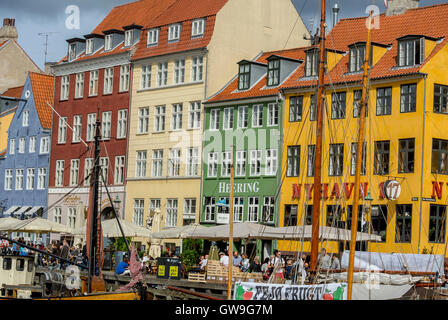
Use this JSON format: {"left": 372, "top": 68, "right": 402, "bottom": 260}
{"left": 382, "top": 180, "right": 401, "bottom": 201}
{"left": 234, "top": 282, "right": 347, "bottom": 301}
{"left": 63, "top": 195, "right": 82, "bottom": 206}
{"left": 217, "top": 213, "right": 229, "bottom": 224}
{"left": 291, "top": 182, "right": 367, "bottom": 201}
{"left": 218, "top": 182, "right": 260, "bottom": 194}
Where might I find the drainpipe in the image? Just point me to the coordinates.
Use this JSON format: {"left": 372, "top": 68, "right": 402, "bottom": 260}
{"left": 418, "top": 74, "right": 428, "bottom": 254}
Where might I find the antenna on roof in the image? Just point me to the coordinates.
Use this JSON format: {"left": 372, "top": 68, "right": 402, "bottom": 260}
{"left": 38, "top": 32, "right": 60, "bottom": 65}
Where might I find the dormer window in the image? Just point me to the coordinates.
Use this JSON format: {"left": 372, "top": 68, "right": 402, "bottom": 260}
{"left": 168, "top": 24, "right": 181, "bottom": 42}
{"left": 192, "top": 19, "right": 205, "bottom": 38}
{"left": 267, "top": 59, "right": 280, "bottom": 86}
{"left": 349, "top": 46, "right": 365, "bottom": 73}
{"left": 238, "top": 64, "right": 250, "bottom": 90}
{"left": 124, "top": 30, "right": 133, "bottom": 47}
{"left": 398, "top": 37, "right": 425, "bottom": 67}
{"left": 305, "top": 49, "right": 319, "bottom": 77}
{"left": 86, "top": 39, "right": 93, "bottom": 54}
{"left": 147, "top": 28, "right": 159, "bottom": 46}
{"left": 68, "top": 43, "right": 76, "bottom": 61}
{"left": 105, "top": 34, "right": 113, "bottom": 51}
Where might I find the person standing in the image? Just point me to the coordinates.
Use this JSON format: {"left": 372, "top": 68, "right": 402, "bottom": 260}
{"left": 60, "top": 240, "right": 70, "bottom": 270}
{"left": 200, "top": 254, "right": 208, "bottom": 270}
{"left": 270, "top": 250, "right": 285, "bottom": 280}
{"left": 331, "top": 254, "right": 341, "bottom": 270}
{"left": 240, "top": 253, "right": 250, "bottom": 272}
{"left": 318, "top": 248, "right": 331, "bottom": 270}
{"left": 250, "top": 256, "right": 262, "bottom": 273}
{"left": 232, "top": 251, "right": 242, "bottom": 268}
{"left": 219, "top": 252, "right": 229, "bottom": 266}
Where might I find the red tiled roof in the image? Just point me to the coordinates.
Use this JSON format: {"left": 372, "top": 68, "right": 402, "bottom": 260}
{"left": 29, "top": 72, "right": 54, "bottom": 129}
{"left": 1, "top": 86, "right": 24, "bottom": 98}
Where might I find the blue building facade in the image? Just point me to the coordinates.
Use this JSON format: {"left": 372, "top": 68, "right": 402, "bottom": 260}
{"left": 0, "top": 72, "right": 54, "bottom": 220}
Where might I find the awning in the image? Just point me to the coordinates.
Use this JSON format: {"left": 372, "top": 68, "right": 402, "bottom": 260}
{"left": 13, "top": 206, "right": 31, "bottom": 217}
{"left": 3, "top": 206, "right": 20, "bottom": 216}
{"left": 25, "top": 206, "right": 42, "bottom": 217}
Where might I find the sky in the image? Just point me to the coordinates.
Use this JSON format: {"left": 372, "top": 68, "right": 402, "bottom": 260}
{"left": 0, "top": 0, "right": 447, "bottom": 70}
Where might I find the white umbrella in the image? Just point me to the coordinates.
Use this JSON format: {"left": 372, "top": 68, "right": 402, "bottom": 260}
{"left": 0, "top": 217, "right": 73, "bottom": 234}
{"left": 72, "top": 218, "right": 152, "bottom": 238}
{"left": 150, "top": 224, "right": 204, "bottom": 240}
{"left": 0, "top": 217, "right": 22, "bottom": 230}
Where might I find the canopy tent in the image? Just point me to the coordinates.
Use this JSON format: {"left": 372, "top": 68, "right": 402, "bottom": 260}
{"left": 0, "top": 217, "right": 22, "bottom": 231}
{"left": 72, "top": 218, "right": 152, "bottom": 238}
{"left": 150, "top": 224, "right": 204, "bottom": 240}
{"left": 0, "top": 217, "right": 72, "bottom": 234}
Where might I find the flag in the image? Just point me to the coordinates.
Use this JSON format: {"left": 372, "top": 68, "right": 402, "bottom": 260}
{"left": 384, "top": 0, "right": 388, "bottom": 8}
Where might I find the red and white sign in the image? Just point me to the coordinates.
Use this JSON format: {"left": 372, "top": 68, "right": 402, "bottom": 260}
{"left": 383, "top": 180, "right": 401, "bottom": 201}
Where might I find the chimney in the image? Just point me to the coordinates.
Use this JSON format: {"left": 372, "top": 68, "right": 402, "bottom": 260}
{"left": 386, "top": 0, "right": 419, "bottom": 16}
{"left": 0, "top": 17, "right": 18, "bottom": 42}
{"left": 332, "top": 3, "right": 340, "bottom": 28}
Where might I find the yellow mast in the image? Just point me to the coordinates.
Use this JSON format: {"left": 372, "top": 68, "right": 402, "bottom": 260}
{"left": 347, "top": 11, "right": 374, "bottom": 300}
{"left": 228, "top": 144, "right": 235, "bottom": 300}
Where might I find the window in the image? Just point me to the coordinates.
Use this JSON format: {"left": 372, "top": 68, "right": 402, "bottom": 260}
{"left": 432, "top": 139, "right": 448, "bottom": 174}
{"left": 157, "top": 62, "right": 168, "bottom": 87}
{"left": 154, "top": 106, "right": 166, "bottom": 132}
{"left": 168, "top": 149, "right": 181, "bottom": 177}
{"left": 289, "top": 96, "right": 303, "bottom": 122}
{"left": 267, "top": 103, "right": 279, "bottom": 126}
{"left": 114, "top": 155, "right": 125, "bottom": 185}
{"left": 350, "top": 142, "right": 366, "bottom": 176}
{"left": 75, "top": 73, "right": 84, "bottom": 98}
{"left": 237, "top": 106, "right": 248, "bottom": 129}
{"left": 189, "top": 102, "right": 201, "bottom": 129}
{"left": 400, "top": 84, "right": 417, "bottom": 113}
{"left": 307, "top": 145, "right": 316, "bottom": 177}
{"left": 147, "top": 29, "right": 159, "bottom": 46}
{"left": 124, "top": 30, "right": 133, "bottom": 47}
{"left": 349, "top": 46, "right": 366, "bottom": 73}
{"left": 371, "top": 205, "right": 387, "bottom": 242}
{"left": 434, "top": 84, "right": 448, "bottom": 114}
{"left": 266, "top": 149, "right": 278, "bottom": 176}
{"left": 4, "top": 169, "right": 12, "bottom": 190}
{"left": 304, "top": 205, "right": 313, "bottom": 225}
{"left": 210, "top": 109, "right": 220, "bottom": 130}
{"left": 152, "top": 150, "right": 163, "bottom": 177}
{"left": 326, "top": 205, "right": 343, "bottom": 227}
{"left": 252, "top": 104, "right": 263, "bottom": 127}
{"left": 353, "top": 90, "right": 368, "bottom": 118}
{"left": 84, "top": 158, "right": 93, "bottom": 186}
{"left": 101, "top": 111, "right": 112, "bottom": 140}
{"left": 136, "top": 151, "right": 147, "bottom": 177}
{"left": 68, "top": 43, "right": 76, "bottom": 61}
{"left": 89, "top": 70, "right": 99, "bottom": 96}
{"left": 331, "top": 92, "right": 346, "bottom": 119}
{"left": 267, "top": 59, "right": 280, "bottom": 86}
{"left": 16, "top": 258, "right": 24, "bottom": 272}
{"left": 233, "top": 197, "right": 244, "bottom": 222}
{"left": 217, "top": 197, "right": 229, "bottom": 217}
{"left": 29, "top": 137, "right": 36, "bottom": 153}
{"left": 398, "top": 138, "right": 415, "bottom": 173}
{"left": 117, "top": 110, "right": 127, "bottom": 139}
{"left": 329, "top": 144, "right": 344, "bottom": 176}
{"left": 191, "top": 56, "right": 203, "bottom": 82}
{"left": 221, "top": 151, "right": 232, "bottom": 177}
{"left": 184, "top": 199, "right": 196, "bottom": 222}
{"left": 223, "top": 108, "right": 234, "bottom": 130}
{"left": 18, "top": 138, "right": 25, "bottom": 154}
{"left": 284, "top": 205, "right": 298, "bottom": 227}
{"left": 3, "top": 257, "right": 12, "bottom": 270}
{"left": 150, "top": 199, "right": 161, "bottom": 215}
{"left": 22, "top": 110, "right": 29, "bottom": 127}
{"left": 174, "top": 59, "right": 185, "bottom": 84}
{"left": 26, "top": 168, "right": 35, "bottom": 190}
{"left": 374, "top": 141, "right": 390, "bottom": 175}
{"left": 138, "top": 107, "right": 149, "bottom": 134}
{"left": 54, "top": 207, "right": 62, "bottom": 224}
{"left": 60, "top": 75, "right": 69, "bottom": 100}
{"left": 55, "top": 160, "right": 64, "bottom": 187}
{"left": 250, "top": 150, "right": 261, "bottom": 177}
{"left": 39, "top": 137, "right": 49, "bottom": 154}
{"left": 99, "top": 157, "right": 109, "bottom": 186}
{"left": 238, "top": 64, "right": 250, "bottom": 90}
{"left": 168, "top": 24, "right": 181, "bottom": 42}
{"left": 72, "top": 115, "right": 82, "bottom": 143}
{"left": 236, "top": 151, "right": 246, "bottom": 177}
{"left": 70, "top": 159, "right": 79, "bottom": 186}
{"left": 208, "top": 152, "right": 218, "bottom": 177}
{"left": 305, "top": 49, "right": 319, "bottom": 77}
{"left": 37, "top": 168, "right": 46, "bottom": 190}
{"left": 262, "top": 197, "right": 275, "bottom": 224}
{"left": 376, "top": 87, "right": 392, "bottom": 115}
{"left": 104, "top": 67, "right": 114, "bottom": 94}
{"left": 345, "top": 205, "right": 365, "bottom": 231}
{"left": 248, "top": 197, "right": 259, "bottom": 222}
{"left": 166, "top": 199, "right": 178, "bottom": 227}
{"left": 310, "top": 94, "right": 317, "bottom": 121}
{"left": 9, "top": 139, "right": 15, "bottom": 154}
{"left": 104, "top": 34, "right": 113, "bottom": 51}
{"left": 192, "top": 19, "right": 205, "bottom": 37}
{"left": 287, "top": 146, "right": 300, "bottom": 177}
{"left": 398, "top": 37, "right": 424, "bottom": 67}
{"left": 85, "top": 39, "right": 93, "bottom": 54}
{"left": 58, "top": 117, "right": 67, "bottom": 144}
{"left": 133, "top": 199, "right": 144, "bottom": 226}
{"left": 186, "top": 148, "right": 199, "bottom": 176}
{"left": 119, "top": 65, "right": 130, "bottom": 92}
{"left": 141, "top": 64, "right": 152, "bottom": 89}
{"left": 429, "top": 205, "right": 446, "bottom": 243}
{"left": 86, "top": 113, "right": 96, "bottom": 141}
{"left": 204, "top": 197, "right": 216, "bottom": 222}
{"left": 396, "top": 204, "right": 412, "bottom": 243}
{"left": 171, "top": 104, "right": 183, "bottom": 130}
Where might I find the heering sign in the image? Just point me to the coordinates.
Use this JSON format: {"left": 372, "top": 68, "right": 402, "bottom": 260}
{"left": 218, "top": 182, "right": 260, "bottom": 194}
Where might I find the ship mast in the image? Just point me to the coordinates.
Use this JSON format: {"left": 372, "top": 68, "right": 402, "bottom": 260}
{"left": 347, "top": 11, "right": 374, "bottom": 300}
{"left": 227, "top": 144, "right": 235, "bottom": 300}
{"left": 310, "top": 0, "right": 327, "bottom": 273}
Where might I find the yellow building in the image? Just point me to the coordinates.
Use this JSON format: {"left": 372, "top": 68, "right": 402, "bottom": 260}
{"left": 0, "top": 86, "right": 23, "bottom": 156}
{"left": 278, "top": 3, "right": 448, "bottom": 258}
{"left": 125, "top": 0, "right": 310, "bottom": 253}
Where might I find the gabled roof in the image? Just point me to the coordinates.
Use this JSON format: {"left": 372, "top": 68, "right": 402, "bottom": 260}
{"left": 1, "top": 86, "right": 24, "bottom": 98}
{"left": 28, "top": 73, "right": 54, "bottom": 130}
